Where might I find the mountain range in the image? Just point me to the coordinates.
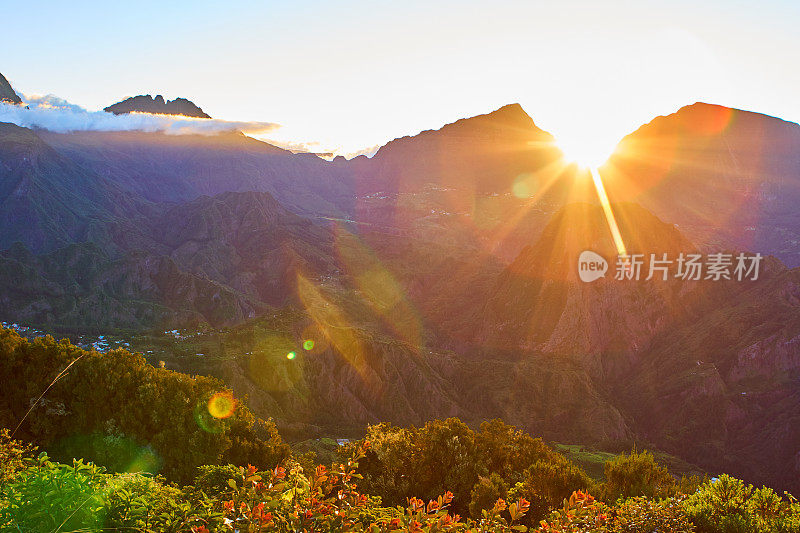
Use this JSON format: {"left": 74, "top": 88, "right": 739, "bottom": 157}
{"left": 0, "top": 71, "right": 798, "bottom": 494}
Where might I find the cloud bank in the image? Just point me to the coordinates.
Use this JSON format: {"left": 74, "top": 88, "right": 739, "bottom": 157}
{"left": 0, "top": 94, "right": 280, "bottom": 136}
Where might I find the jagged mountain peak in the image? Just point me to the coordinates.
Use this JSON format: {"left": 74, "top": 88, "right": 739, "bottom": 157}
{"left": 104, "top": 94, "right": 211, "bottom": 118}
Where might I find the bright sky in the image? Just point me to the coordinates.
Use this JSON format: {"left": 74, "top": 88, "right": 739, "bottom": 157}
{"left": 2, "top": 0, "right": 799, "bottom": 158}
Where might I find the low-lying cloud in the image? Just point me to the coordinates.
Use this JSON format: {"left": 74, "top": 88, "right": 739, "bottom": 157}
{"left": 0, "top": 94, "right": 280, "bottom": 136}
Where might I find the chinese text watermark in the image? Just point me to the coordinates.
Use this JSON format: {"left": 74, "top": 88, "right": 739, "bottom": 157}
{"left": 578, "top": 251, "right": 762, "bottom": 283}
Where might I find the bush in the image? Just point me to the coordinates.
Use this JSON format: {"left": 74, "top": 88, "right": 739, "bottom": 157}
{"left": 0, "top": 455, "right": 108, "bottom": 532}
{"left": 683, "top": 474, "right": 800, "bottom": 533}
{"left": 194, "top": 463, "right": 242, "bottom": 497}
{"left": 0, "top": 428, "right": 36, "bottom": 486}
{"left": 512, "top": 454, "right": 595, "bottom": 524}
{"left": 469, "top": 473, "right": 509, "bottom": 518}
{"left": 611, "top": 496, "right": 694, "bottom": 533}
{"left": 352, "top": 418, "right": 566, "bottom": 515}
{"left": 602, "top": 449, "right": 676, "bottom": 502}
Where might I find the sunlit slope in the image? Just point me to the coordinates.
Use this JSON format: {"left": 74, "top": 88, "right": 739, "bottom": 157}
{"left": 605, "top": 102, "right": 800, "bottom": 265}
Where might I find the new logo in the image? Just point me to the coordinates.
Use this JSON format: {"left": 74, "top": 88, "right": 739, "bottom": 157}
{"left": 578, "top": 250, "right": 608, "bottom": 282}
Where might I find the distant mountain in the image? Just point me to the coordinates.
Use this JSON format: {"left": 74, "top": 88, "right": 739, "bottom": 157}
{"left": 2, "top": 95, "right": 800, "bottom": 494}
{"left": 0, "top": 122, "right": 150, "bottom": 254}
{"left": 478, "top": 201, "right": 693, "bottom": 357}
{"left": 104, "top": 94, "right": 211, "bottom": 118}
{"left": 606, "top": 102, "right": 800, "bottom": 265}
{"left": 39, "top": 129, "right": 354, "bottom": 217}
{"left": 354, "top": 103, "right": 565, "bottom": 194}
{"left": 0, "top": 72, "right": 21, "bottom": 105}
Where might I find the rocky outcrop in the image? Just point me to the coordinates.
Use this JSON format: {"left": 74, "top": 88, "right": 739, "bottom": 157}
{"left": 0, "top": 72, "right": 21, "bottom": 105}
{"left": 104, "top": 94, "right": 211, "bottom": 118}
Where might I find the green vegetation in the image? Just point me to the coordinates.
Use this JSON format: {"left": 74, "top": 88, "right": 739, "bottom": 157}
{"left": 2, "top": 330, "right": 799, "bottom": 531}
{"left": 0, "top": 328, "right": 288, "bottom": 483}
{"left": 3, "top": 428, "right": 799, "bottom": 532}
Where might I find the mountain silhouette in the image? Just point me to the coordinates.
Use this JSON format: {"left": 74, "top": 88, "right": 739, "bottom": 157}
{"left": 104, "top": 94, "right": 211, "bottom": 118}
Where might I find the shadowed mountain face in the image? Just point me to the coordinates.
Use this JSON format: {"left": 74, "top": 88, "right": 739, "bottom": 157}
{"left": 0, "top": 242, "right": 261, "bottom": 329}
{"left": 0, "top": 123, "right": 151, "bottom": 253}
{"left": 0, "top": 72, "right": 21, "bottom": 105}
{"left": 104, "top": 94, "right": 211, "bottom": 118}
{"left": 39, "top": 129, "right": 355, "bottom": 217}
{"left": 478, "top": 202, "right": 694, "bottom": 357}
{"left": 605, "top": 102, "right": 800, "bottom": 265}
{"left": 107, "top": 191, "right": 338, "bottom": 306}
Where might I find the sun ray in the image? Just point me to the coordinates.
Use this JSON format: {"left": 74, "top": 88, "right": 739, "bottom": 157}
{"left": 590, "top": 166, "right": 627, "bottom": 258}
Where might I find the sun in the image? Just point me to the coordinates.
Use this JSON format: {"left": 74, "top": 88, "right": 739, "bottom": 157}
{"left": 555, "top": 131, "right": 619, "bottom": 169}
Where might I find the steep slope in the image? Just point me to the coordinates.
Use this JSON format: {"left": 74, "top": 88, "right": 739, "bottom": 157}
{"left": 104, "top": 94, "right": 211, "bottom": 118}
{"left": 0, "top": 123, "right": 150, "bottom": 253}
{"left": 0, "top": 72, "right": 21, "bottom": 104}
{"left": 606, "top": 102, "right": 800, "bottom": 265}
{"left": 0, "top": 242, "right": 261, "bottom": 329}
{"left": 477, "top": 200, "right": 800, "bottom": 493}
{"left": 108, "top": 191, "right": 337, "bottom": 305}
{"left": 40, "top": 129, "right": 354, "bottom": 216}
{"left": 478, "top": 202, "right": 694, "bottom": 362}
{"left": 617, "top": 267, "right": 800, "bottom": 494}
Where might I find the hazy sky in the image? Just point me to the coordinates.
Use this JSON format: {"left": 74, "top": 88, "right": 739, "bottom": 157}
{"left": 2, "top": 0, "right": 799, "bottom": 157}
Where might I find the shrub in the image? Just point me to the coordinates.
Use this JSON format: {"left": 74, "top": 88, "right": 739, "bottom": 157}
{"left": 0, "top": 455, "right": 108, "bottom": 532}
{"left": 602, "top": 449, "right": 676, "bottom": 502}
{"left": 353, "top": 418, "right": 567, "bottom": 515}
{"left": 611, "top": 496, "right": 694, "bottom": 533}
{"left": 512, "top": 454, "right": 595, "bottom": 524}
{"left": 194, "top": 463, "right": 242, "bottom": 497}
{"left": 222, "top": 443, "right": 531, "bottom": 533}
{"left": 683, "top": 474, "right": 800, "bottom": 533}
{"left": 0, "top": 428, "right": 36, "bottom": 486}
{"left": 469, "top": 473, "right": 509, "bottom": 518}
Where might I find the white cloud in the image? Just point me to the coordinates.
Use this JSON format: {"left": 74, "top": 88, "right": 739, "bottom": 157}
{"left": 0, "top": 94, "right": 280, "bottom": 136}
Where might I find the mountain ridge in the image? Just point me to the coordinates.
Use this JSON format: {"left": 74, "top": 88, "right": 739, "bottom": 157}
{"left": 104, "top": 94, "right": 211, "bottom": 118}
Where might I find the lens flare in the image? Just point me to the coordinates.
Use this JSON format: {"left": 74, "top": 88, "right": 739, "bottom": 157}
{"left": 286, "top": 351, "right": 297, "bottom": 360}
{"left": 296, "top": 271, "right": 369, "bottom": 376}
{"left": 590, "top": 167, "right": 627, "bottom": 258}
{"left": 194, "top": 403, "right": 223, "bottom": 433}
{"left": 207, "top": 391, "right": 236, "bottom": 419}
{"left": 334, "top": 227, "right": 423, "bottom": 351}
{"left": 303, "top": 339, "right": 315, "bottom": 351}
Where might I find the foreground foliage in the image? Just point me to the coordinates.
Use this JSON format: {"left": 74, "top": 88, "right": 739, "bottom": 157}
{"left": 3, "top": 428, "right": 800, "bottom": 533}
